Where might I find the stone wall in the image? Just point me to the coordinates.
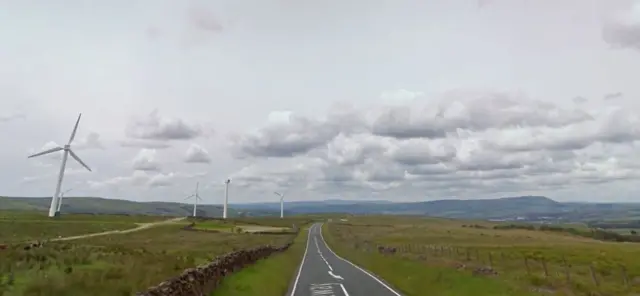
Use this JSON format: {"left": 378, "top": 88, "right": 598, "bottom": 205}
{"left": 136, "top": 242, "right": 293, "bottom": 296}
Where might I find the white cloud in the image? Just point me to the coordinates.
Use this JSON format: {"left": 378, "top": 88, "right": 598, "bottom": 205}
{"left": 3, "top": 0, "right": 640, "bottom": 203}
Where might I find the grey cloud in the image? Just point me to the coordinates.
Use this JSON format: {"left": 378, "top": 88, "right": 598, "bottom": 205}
{"left": 75, "top": 132, "right": 104, "bottom": 150}
{"left": 184, "top": 143, "right": 212, "bottom": 164}
{"left": 604, "top": 92, "right": 624, "bottom": 100}
{"left": 0, "top": 112, "right": 25, "bottom": 122}
{"left": 120, "top": 139, "right": 172, "bottom": 149}
{"left": 230, "top": 115, "right": 343, "bottom": 158}
{"left": 131, "top": 149, "right": 161, "bottom": 172}
{"left": 602, "top": 5, "right": 640, "bottom": 51}
{"left": 370, "top": 91, "right": 594, "bottom": 139}
{"left": 126, "top": 110, "right": 204, "bottom": 141}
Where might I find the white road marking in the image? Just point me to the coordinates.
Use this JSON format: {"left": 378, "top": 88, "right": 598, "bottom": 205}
{"left": 328, "top": 270, "right": 344, "bottom": 280}
{"left": 289, "top": 224, "right": 315, "bottom": 296}
{"left": 310, "top": 283, "right": 337, "bottom": 296}
{"left": 319, "top": 223, "right": 403, "bottom": 296}
{"left": 339, "top": 284, "right": 350, "bottom": 296}
{"left": 315, "top": 237, "right": 333, "bottom": 271}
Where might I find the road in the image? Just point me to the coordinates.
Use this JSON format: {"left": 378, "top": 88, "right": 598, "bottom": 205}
{"left": 288, "top": 223, "right": 402, "bottom": 296}
{"left": 49, "top": 216, "right": 186, "bottom": 242}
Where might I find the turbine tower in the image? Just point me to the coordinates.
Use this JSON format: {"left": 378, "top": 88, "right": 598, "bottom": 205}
{"left": 56, "top": 188, "right": 73, "bottom": 214}
{"left": 274, "top": 191, "right": 285, "bottom": 219}
{"left": 223, "top": 179, "right": 231, "bottom": 219}
{"left": 185, "top": 182, "right": 202, "bottom": 217}
{"left": 28, "top": 113, "right": 92, "bottom": 218}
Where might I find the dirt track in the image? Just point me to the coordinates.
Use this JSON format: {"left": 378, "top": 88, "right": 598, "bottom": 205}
{"left": 50, "top": 217, "right": 186, "bottom": 241}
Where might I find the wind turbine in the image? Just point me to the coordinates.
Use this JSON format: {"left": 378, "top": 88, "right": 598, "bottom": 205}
{"left": 185, "top": 182, "right": 202, "bottom": 217}
{"left": 274, "top": 191, "right": 285, "bottom": 219}
{"left": 223, "top": 179, "right": 231, "bottom": 219}
{"left": 28, "top": 113, "right": 92, "bottom": 218}
{"left": 56, "top": 188, "right": 73, "bottom": 214}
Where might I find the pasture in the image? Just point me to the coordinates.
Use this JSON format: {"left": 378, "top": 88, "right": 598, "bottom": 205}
{"left": 324, "top": 216, "right": 640, "bottom": 296}
{"left": 0, "top": 212, "right": 301, "bottom": 295}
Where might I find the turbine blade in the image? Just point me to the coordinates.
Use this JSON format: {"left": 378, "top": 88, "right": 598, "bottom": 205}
{"left": 68, "top": 113, "right": 82, "bottom": 144}
{"left": 184, "top": 194, "right": 194, "bottom": 200}
{"left": 68, "top": 149, "right": 91, "bottom": 171}
{"left": 27, "top": 146, "right": 63, "bottom": 158}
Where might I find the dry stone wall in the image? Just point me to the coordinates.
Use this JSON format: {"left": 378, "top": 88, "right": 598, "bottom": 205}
{"left": 136, "top": 242, "right": 293, "bottom": 296}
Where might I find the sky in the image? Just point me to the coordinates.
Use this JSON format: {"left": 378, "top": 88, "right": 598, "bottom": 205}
{"left": 2, "top": 0, "right": 640, "bottom": 204}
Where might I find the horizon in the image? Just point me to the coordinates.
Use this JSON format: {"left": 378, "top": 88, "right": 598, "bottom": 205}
{"left": 3, "top": 195, "right": 639, "bottom": 205}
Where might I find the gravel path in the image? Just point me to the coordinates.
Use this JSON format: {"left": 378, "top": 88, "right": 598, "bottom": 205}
{"left": 49, "top": 217, "right": 186, "bottom": 241}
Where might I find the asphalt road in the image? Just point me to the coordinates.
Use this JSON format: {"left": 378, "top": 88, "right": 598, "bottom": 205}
{"left": 287, "top": 223, "right": 402, "bottom": 296}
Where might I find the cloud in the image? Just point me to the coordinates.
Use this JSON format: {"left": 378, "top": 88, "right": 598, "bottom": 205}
{"left": 184, "top": 143, "right": 212, "bottom": 163}
{"left": 125, "top": 110, "right": 206, "bottom": 141}
{"left": 602, "top": 2, "right": 640, "bottom": 50}
{"left": 131, "top": 149, "right": 161, "bottom": 172}
{"left": 119, "top": 139, "right": 172, "bottom": 149}
{"left": 380, "top": 89, "right": 425, "bottom": 103}
{"left": 74, "top": 132, "right": 104, "bottom": 149}
{"left": 0, "top": 111, "right": 25, "bottom": 122}
{"left": 604, "top": 92, "right": 624, "bottom": 100}
{"left": 227, "top": 89, "right": 640, "bottom": 199}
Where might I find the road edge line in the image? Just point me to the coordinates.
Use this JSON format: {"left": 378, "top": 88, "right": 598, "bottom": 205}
{"left": 319, "top": 223, "right": 403, "bottom": 296}
{"left": 288, "top": 223, "right": 314, "bottom": 296}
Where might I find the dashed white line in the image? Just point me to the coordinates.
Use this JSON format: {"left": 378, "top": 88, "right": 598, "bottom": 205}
{"left": 289, "top": 224, "right": 315, "bottom": 296}
{"left": 319, "top": 223, "right": 403, "bottom": 296}
{"left": 339, "top": 283, "right": 350, "bottom": 296}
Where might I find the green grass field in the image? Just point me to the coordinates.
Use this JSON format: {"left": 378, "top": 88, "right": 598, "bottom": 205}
{"left": 211, "top": 226, "right": 309, "bottom": 296}
{"left": 324, "top": 216, "right": 640, "bottom": 296}
{"left": 0, "top": 213, "right": 298, "bottom": 296}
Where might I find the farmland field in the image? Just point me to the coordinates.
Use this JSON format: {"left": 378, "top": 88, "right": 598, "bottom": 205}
{"left": 324, "top": 216, "right": 640, "bottom": 296}
{"left": 0, "top": 213, "right": 298, "bottom": 296}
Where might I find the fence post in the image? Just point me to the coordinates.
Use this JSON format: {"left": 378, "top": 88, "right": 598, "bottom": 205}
{"left": 621, "top": 265, "right": 629, "bottom": 288}
{"left": 541, "top": 258, "right": 549, "bottom": 278}
{"left": 466, "top": 248, "right": 471, "bottom": 261}
{"left": 524, "top": 256, "right": 531, "bottom": 275}
{"left": 488, "top": 252, "right": 493, "bottom": 267}
{"left": 589, "top": 264, "right": 600, "bottom": 286}
{"left": 562, "top": 255, "right": 571, "bottom": 284}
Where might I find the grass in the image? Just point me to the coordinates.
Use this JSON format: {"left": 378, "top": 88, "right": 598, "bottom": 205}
{"left": 323, "top": 216, "right": 640, "bottom": 296}
{"left": 0, "top": 220, "right": 137, "bottom": 244}
{"left": 211, "top": 226, "right": 309, "bottom": 296}
{"left": 0, "top": 215, "right": 296, "bottom": 295}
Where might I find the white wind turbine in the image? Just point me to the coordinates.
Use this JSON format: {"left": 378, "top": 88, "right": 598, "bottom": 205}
{"left": 223, "top": 179, "right": 231, "bottom": 219}
{"left": 28, "top": 113, "right": 92, "bottom": 218}
{"left": 185, "top": 182, "right": 202, "bottom": 217}
{"left": 56, "top": 188, "right": 74, "bottom": 214}
{"left": 274, "top": 191, "right": 285, "bottom": 219}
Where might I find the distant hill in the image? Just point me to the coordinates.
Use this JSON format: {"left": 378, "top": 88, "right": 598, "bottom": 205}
{"left": 233, "top": 196, "right": 640, "bottom": 221}
{"left": 4, "top": 195, "right": 640, "bottom": 222}
{"left": 0, "top": 196, "right": 244, "bottom": 218}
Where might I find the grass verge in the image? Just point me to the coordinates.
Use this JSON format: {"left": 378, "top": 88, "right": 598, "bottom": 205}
{"left": 322, "top": 223, "right": 536, "bottom": 296}
{"left": 211, "top": 227, "right": 309, "bottom": 296}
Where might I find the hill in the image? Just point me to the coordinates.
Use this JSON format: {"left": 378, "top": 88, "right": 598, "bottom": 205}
{"left": 235, "top": 196, "right": 640, "bottom": 222}
{"left": 0, "top": 196, "right": 242, "bottom": 217}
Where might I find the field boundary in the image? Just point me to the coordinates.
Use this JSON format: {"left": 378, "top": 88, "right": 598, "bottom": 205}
{"left": 136, "top": 241, "right": 295, "bottom": 295}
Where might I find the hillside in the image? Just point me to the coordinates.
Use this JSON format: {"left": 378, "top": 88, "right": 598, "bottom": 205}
{"left": 0, "top": 196, "right": 240, "bottom": 217}
{"left": 235, "top": 196, "right": 640, "bottom": 221}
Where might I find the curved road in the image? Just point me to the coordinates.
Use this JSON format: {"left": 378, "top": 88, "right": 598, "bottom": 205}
{"left": 288, "top": 223, "right": 402, "bottom": 296}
